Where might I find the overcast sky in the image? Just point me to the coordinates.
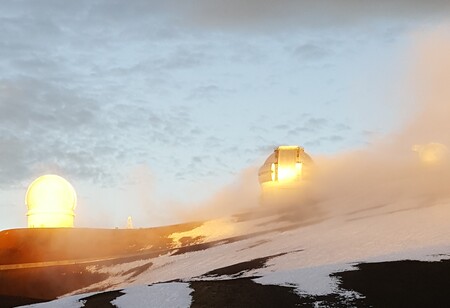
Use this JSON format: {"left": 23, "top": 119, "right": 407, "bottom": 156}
{"left": 1, "top": 0, "right": 450, "bottom": 229}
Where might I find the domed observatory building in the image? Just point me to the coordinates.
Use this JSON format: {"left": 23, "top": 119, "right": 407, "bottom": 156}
{"left": 258, "top": 146, "right": 313, "bottom": 206}
{"left": 25, "top": 175, "right": 77, "bottom": 228}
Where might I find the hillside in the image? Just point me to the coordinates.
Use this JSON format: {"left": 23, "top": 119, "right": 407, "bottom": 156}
{"left": 1, "top": 196, "right": 450, "bottom": 307}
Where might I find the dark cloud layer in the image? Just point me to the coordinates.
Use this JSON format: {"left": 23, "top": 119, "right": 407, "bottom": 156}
{"left": 181, "top": 0, "right": 450, "bottom": 30}
{"left": 0, "top": 75, "right": 202, "bottom": 187}
{"left": 0, "top": 78, "right": 111, "bottom": 186}
{"left": 0, "top": 1, "right": 205, "bottom": 187}
{"left": 3, "top": 0, "right": 450, "bottom": 37}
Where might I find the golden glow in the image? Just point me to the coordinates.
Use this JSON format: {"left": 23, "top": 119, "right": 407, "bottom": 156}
{"left": 413, "top": 142, "right": 448, "bottom": 164}
{"left": 25, "top": 175, "right": 76, "bottom": 228}
{"left": 272, "top": 162, "right": 302, "bottom": 182}
{"left": 277, "top": 166, "right": 300, "bottom": 181}
{"left": 169, "top": 219, "right": 235, "bottom": 247}
{"left": 278, "top": 145, "right": 301, "bottom": 150}
{"left": 127, "top": 216, "right": 134, "bottom": 229}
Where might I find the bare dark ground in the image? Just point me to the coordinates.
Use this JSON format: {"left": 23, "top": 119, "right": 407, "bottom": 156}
{"left": 0, "top": 264, "right": 108, "bottom": 300}
{"left": 80, "top": 290, "right": 125, "bottom": 308}
{"left": 202, "top": 252, "right": 297, "bottom": 278}
{"left": 0, "top": 295, "right": 48, "bottom": 308}
{"left": 0, "top": 223, "right": 203, "bottom": 265}
{"left": 193, "top": 258, "right": 450, "bottom": 307}
{"left": 190, "top": 278, "right": 361, "bottom": 308}
{"left": 123, "top": 261, "right": 153, "bottom": 281}
{"left": 332, "top": 259, "right": 450, "bottom": 308}
{"left": 190, "top": 278, "right": 301, "bottom": 308}
{"left": 7, "top": 258, "right": 450, "bottom": 307}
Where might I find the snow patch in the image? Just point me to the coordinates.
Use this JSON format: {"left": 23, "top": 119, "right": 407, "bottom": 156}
{"left": 18, "top": 292, "right": 96, "bottom": 308}
{"left": 169, "top": 218, "right": 235, "bottom": 246}
{"left": 255, "top": 263, "right": 354, "bottom": 296}
{"left": 66, "top": 259, "right": 152, "bottom": 296}
{"left": 112, "top": 282, "right": 192, "bottom": 308}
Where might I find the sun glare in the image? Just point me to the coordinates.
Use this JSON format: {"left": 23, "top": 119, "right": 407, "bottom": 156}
{"left": 25, "top": 174, "right": 77, "bottom": 228}
{"left": 413, "top": 143, "right": 448, "bottom": 165}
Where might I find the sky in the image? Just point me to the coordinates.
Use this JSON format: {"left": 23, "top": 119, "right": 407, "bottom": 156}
{"left": 1, "top": 0, "right": 450, "bottom": 230}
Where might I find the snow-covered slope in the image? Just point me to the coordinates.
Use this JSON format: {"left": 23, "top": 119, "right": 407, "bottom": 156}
{"left": 15, "top": 196, "right": 450, "bottom": 307}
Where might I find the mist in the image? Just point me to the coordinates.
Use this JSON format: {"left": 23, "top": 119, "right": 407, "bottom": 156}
{"left": 296, "top": 27, "right": 450, "bottom": 218}
{"left": 164, "top": 26, "right": 450, "bottom": 225}
{"left": 170, "top": 167, "right": 261, "bottom": 223}
{"left": 88, "top": 27, "right": 450, "bottom": 228}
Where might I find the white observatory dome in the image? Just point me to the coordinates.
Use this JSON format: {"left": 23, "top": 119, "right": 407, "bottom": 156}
{"left": 25, "top": 174, "right": 77, "bottom": 228}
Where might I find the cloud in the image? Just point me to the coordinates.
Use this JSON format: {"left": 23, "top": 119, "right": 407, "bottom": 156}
{"left": 181, "top": 0, "right": 450, "bottom": 30}
{"left": 186, "top": 85, "right": 221, "bottom": 101}
{"left": 206, "top": 27, "right": 450, "bottom": 227}
{"left": 0, "top": 137, "right": 29, "bottom": 183}
{"left": 3, "top": 1, "right": 449, "bottom": 42}
{"left": 2, "top": 0, "right": 448, "bottom": 228}
{"left": 295, "top": 117, "right": 328, "bottom": 133}
{"left": 0, "top": 79, "right": 98, "bottom": 130}
{"left": 334, "top": 123, "right": 351, "bottom": 131}
{"left": 0, "top": 78, "right": 112, "bottom": 186}
{"left": 304, "top": 26, "right": 450, "bottom": 215}
{"left": 379, "top": 26, "right": 450, "bottom": 149}
{"left": 0, "top": 76, "right": 202, "bottom": 188}
{"left": 0, "top": 2, "right": 225, "bottom": 190}
{"left": 172, "top": 166, "right": 260, "bottom": 222}
{"left": 293, "top": 43, "right": 331, "bottom": 61}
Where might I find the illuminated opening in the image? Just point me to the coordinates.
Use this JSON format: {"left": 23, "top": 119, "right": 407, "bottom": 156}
{"left": 277, "top": 163, "right": 302, "bottom": 182}
{"left": 271, "top": 163, "right": 276, "bottom": 181}
{"left": 25, "top": 175, "right": 77, "bottom": 228}
{"left": 270, "top": 159, "right": 303, "bottom": 182}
